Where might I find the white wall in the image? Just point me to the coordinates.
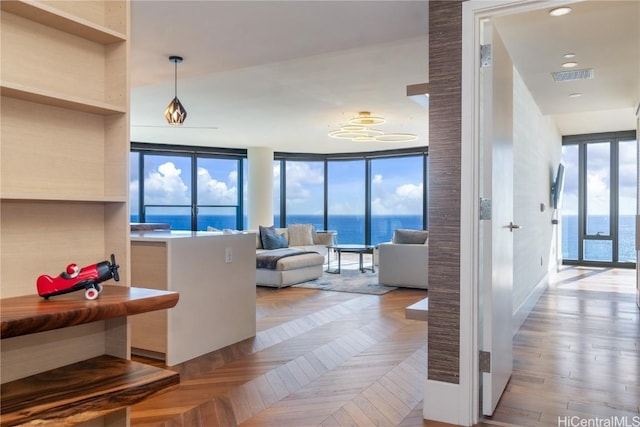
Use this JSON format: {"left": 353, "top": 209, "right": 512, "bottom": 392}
{"left": 512, "top": 67, "right": 562, "bottom": 327}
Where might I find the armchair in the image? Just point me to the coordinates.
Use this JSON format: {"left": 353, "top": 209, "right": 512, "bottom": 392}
{"left": 377, "top": 229, "right": 428, "bottom": 289}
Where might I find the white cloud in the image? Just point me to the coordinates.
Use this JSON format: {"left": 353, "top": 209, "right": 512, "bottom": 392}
{"left": 284, "top": 162, "right": 324, "bottom": 206}
{"left": 197, "top": 167, "right": 237, "bottom": 205}
{"left": 372, "top": 174, "right": 383, "bottom": 184}
{"left": 585, "top": 172, "right": 609, "bottom": 215}
{"left": 286, "top": 162, "right": 323, "bottom": 184}
{"left": 372, "top": 182, "right": 423, "bottom": 215}
{"left": 144, "top": 162, "right": 190, "bottom": 205}
{"left": 129, "top": 180, "right": 139, "bottom": 213}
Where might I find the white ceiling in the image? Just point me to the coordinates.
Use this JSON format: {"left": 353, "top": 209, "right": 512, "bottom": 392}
{"left": 494, "top": 0, "right": 639, "bottom": 136}
{"left": 130, "top": 1, "right": 639, "bottom": 154}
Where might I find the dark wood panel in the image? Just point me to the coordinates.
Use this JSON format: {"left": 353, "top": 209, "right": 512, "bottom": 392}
{"left": 427, "top": 0, "right": 464, "bottom": 384}
{"left": 1, "top": 285, "right": 179, "bottom": 339}
{"left": 0, "top": 355, "right": 179, "bottom": 426}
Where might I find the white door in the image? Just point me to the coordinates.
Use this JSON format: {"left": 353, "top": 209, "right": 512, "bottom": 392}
{"left": 479, "top": 21, "right": 515, "bottom": 416}
{"left": 636, "top": 117, "right": 639, "bottom": 309}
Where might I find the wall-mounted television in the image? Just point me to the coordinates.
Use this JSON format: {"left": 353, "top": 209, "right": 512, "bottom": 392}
{"left": 551, "top": 163, "right": 565, "bottom": 209}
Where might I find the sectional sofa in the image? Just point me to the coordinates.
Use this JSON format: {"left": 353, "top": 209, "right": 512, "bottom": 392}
{"left": 250, "top": 224, "right": 335, "bottom": 288}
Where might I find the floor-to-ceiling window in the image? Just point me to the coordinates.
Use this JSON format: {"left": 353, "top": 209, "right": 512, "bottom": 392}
{"left": 142, "top": 153, "right": 193, "bottom": 230}
{"left": 327, "top": 159, "right": 366, "bottom": 244}
{"left": 196, "top": 157, "right": 240, "bottom": 231}
{"left": 275, "top": 149, "right": 428, "bottom": 245}
{"left": 282, "top": 160, "right": 324, "bottom": 231}
{"left": 130, "top": 151, "right": 140, "bottom": 222}
{"left": 132, "top": 145, "right": 428, "bottom": 240}
{"left": 618, "top": 138, "right": 638, "bottom": 262}
{"left": 370, "top": 155, "right": 427, "bottom": 245}
{"left": 131, "top": 144, "right": 244, "bottom": 231}
{"left": 561, "top": 131, "right": 637, "bottom": 267}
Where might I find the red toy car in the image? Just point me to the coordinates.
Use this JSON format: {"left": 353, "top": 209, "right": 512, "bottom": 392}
{"left": 37, "top": 254, "right": 120, "bottom": 300}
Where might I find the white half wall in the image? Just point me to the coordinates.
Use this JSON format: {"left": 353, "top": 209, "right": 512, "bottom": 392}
{"left": 247, "top": 147, "right": 274, "bottom": 229}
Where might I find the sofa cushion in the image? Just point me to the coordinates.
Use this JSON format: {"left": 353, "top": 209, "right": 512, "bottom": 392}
{"left": 270, "top": 251, "right": 324, "bottom": 271}
{"left": 287, "top": 223, "right": 315, "bottom": 246}
{"left": 259, "top": 225, "right": 289, "bottom": 249}
{"left": 392, "top": 229, "right": 429, "bottom": 244}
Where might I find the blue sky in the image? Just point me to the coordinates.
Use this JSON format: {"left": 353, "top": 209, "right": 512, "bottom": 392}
{"left": 131, "top": 141, "right": 636, "bottom": 219}
{"left": 561, "top": 140, "right": 637, "bottom": 216}
{"left": 131, "top": 154, "right": 425, "bottom": 217}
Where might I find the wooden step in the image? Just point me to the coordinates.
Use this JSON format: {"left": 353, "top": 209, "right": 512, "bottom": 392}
{"left": 405, "top": 297, "right": 428, "bottom": 321}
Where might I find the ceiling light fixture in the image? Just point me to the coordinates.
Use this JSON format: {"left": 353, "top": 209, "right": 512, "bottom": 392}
{"left": 562, "top": 61, "right": 578, "bottom": 68}
{"left": 568, "top": 93, "right": 582, "bottom": 98}
{"left": 348, "top": 111, "right": 385, "bottom": 126}
{"left": 164, "top": 55, "right": 187, "bottom": 125}
{"left": 563, "top": 52, "right": 576, "bottom": 58}
{"left": 328, "top": 112, "right": 417, "bottom": 143}
{"left": 549, "top": 6, "right": 572, "bottom": 17}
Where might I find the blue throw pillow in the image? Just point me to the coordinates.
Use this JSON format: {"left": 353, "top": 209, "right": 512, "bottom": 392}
{"left": 259, "top": 225, "right": 289, "bottom": 249}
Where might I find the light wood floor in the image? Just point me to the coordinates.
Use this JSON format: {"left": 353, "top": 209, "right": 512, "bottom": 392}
{"left": 130, "top": 266, "right": 639, "bottom": 427}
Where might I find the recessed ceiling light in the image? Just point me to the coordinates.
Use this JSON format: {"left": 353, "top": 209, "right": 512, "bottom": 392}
{"left": 563, "top": 53, "right": 576, "bottom": 58}
{"left": 549, "top": 6, "right": 572, "bottom": 17}
{"left": 569, "top": 93, "right": 582, "bottom": 98}
{"left": 562, "top": 61, "right": 578, "bottom": 68}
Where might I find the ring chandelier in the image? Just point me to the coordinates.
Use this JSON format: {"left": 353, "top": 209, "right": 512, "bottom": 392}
{"left": 328, "top": 111, "right": 417, "bottom": 142}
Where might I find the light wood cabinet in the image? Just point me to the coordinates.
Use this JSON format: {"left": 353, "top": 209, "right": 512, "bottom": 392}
{"left": 0, "top": 1, "right": 175, "bottom": 425}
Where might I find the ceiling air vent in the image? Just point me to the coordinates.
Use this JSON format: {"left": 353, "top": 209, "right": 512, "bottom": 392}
{"left": 551, "top": 68, "right": 595, "bottom": 82}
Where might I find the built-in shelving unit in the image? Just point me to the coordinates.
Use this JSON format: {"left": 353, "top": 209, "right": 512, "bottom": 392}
{"left": 0, "top": 1, "right": 177, "bottom": 425}
{"left": 0, "top": 287, "right": 180, "bottom": 426}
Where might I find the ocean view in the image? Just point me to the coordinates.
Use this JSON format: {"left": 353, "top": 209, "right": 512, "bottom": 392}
{"left": 562, "top": 214, "right": 636, "bottom": 263}
{"left": 131, "top": 214, "right": 637, "bottom": 263}
{"left": 132, "top": 214, "right": 424, "bottom": 245}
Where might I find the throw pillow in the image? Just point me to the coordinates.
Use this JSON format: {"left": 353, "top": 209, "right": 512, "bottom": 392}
{"left": 287, "top": 223, "right": 315, "bottom": 246}
{"left": 259, "top": 225, "right": 289, "bottom": 249}
{"left": 392, "top": 229, "right": 429, "bottom": 244}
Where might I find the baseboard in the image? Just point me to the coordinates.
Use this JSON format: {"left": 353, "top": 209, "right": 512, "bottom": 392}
{"left": 424, "top": 379, "right": 465, "bottom": 425}
{"left": 512, "top": 272, "right": 549, "bottom": 335}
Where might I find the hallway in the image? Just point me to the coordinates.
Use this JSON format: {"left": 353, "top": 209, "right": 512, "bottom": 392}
{"left": 488, "top": 267, "right": 639, "bottom": 425}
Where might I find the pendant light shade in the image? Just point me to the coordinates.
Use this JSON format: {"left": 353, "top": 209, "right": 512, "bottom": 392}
{"left": 165, "top": 96, "right": 187, "bottom": 125}
{"left": 164, "top": 56, "right": 187, "bottom": 125}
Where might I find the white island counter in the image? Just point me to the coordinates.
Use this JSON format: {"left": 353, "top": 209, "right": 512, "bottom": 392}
{"left": 130, "top": 231, "right": 256, "bottom": 366}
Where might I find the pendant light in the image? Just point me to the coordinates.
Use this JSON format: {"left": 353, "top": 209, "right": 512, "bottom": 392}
{"left": 164, "top": 55, "right": 187, "bottom": 125}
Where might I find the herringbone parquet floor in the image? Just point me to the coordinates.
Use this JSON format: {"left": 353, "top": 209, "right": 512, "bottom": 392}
{"left": 130, "top": 266, "right": 639, "bottom": 427}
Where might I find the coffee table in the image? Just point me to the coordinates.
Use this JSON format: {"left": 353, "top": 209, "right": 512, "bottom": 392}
{"left": 326, "top": 244, "right": 375, "bottom": 274}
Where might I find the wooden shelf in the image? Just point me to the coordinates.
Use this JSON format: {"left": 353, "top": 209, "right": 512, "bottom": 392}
{"left": 1, "top": 285, "right": 179, "bottom": 339}
{"left": 0, "top": 0, "right": 126, "bottom": 45}
{"left": 0, "top": 354, "right": 179, "bottom": 426}
{"left": 1, "top": 81, "right": 126, "bottom": 115}
{"left": 0, "top": 0, "right": 139, "bottom": 425}
{"left": 0, "top": 193, "right": 127, "bottom": 203}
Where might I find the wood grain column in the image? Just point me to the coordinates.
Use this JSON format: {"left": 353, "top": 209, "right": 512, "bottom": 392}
{"left": 427, "top": 0, "right": 463, "bottom": 384}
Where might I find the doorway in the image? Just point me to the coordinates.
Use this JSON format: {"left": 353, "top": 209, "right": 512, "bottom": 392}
{"left": 461, "top": 0, "right": 639, "bottom": 424}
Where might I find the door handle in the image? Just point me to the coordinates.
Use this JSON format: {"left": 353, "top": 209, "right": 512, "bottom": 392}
{"left": 507, "top": 222, "right": 521, "bottom": 232}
